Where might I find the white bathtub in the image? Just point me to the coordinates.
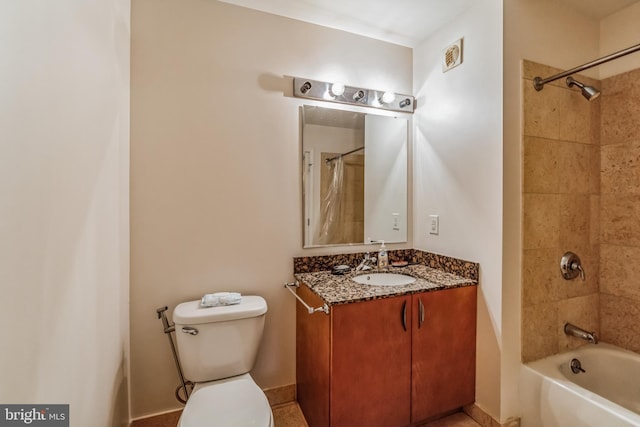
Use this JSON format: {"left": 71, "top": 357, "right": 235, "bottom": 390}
{"left": 520, "top": 343, "right": 640, "bottom": 427}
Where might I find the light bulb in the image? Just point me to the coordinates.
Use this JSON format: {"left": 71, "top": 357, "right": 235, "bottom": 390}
{"left": 381, "top": 91, "right": 396, "bottom": 104}
{"left": 331, "top": 82, "right": 345, "bottom": 97}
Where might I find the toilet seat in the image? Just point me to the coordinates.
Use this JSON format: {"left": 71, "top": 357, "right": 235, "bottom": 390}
{"left": 178, "top": 373, "right": 273, "bottom": 427}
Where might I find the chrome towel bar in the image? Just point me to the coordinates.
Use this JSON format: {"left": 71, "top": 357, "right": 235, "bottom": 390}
{"left": 284, "top": 282, "right": 329, "bottom": 315}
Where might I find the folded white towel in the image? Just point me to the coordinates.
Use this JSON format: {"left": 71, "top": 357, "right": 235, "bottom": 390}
{"left": 201, "top": 292, "right": 242, "bottom": 307}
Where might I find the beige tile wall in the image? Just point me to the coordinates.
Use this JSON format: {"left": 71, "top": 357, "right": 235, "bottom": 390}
{"left": 521, "top": 60, "right": 601, "bottom": 362}
{"left": 600, "top": 67, "right": 640, "bottom": 352}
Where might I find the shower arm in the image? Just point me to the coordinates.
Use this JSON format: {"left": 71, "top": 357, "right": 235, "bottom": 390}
{"left": 533, "top": 42, "right": 640, "bottom": 91}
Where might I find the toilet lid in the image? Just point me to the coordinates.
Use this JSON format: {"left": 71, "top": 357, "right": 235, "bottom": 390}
{"left": 180, "top": 376, "right": 272, "bottom": 427}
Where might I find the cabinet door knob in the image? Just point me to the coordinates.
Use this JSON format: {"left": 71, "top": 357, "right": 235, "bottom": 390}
{"left": 401, "top": 301, "right": 407, "bottom": 332}
{"left": 418, "top": 298, "right": 425, "bottom": 328}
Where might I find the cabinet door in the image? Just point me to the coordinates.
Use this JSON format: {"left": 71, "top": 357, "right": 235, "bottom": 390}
{"left": 411, "top": 286, "right": 477, "bottom": 423}
{"left": 331, "top": 295, "right": 411, "bottom": 427}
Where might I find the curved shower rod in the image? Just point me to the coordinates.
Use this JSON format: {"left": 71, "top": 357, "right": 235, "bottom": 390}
{"left": 533, "top": 42, "right": 640, "bottom": 91}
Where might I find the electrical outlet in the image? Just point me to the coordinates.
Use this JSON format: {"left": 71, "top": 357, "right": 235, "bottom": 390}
{"left": 429, "top": 215, "right": 439, "bottom": 235}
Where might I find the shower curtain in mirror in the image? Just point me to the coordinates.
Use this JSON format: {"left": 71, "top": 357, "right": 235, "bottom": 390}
{"left": 317, "top": 154, "right": 364, "bottom": 245}
{"left": 318, "top": 156, "right": 344, "bottom": 244}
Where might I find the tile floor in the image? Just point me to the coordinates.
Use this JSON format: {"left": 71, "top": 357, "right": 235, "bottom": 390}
{"left": 274, "top": 403, "right": 481, "bottom": 427}
{"left": 131, "top": 402, "right": 480, "bottom": 427}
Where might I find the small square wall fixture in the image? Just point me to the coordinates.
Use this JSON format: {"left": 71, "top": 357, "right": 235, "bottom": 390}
{"left": 442, "top": 38, "right": 463, "bottom": 72}
{"left": 293, "top": 77, "right": 415, "bottom": 113}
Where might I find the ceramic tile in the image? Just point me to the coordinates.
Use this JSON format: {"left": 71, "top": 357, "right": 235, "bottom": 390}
{"left": 522, "top": 193, "right": 560, "bottom": 250}
{"left": 559, "top": 194, "right": 591, "bottom": 248}
{"left": 557, "top": 142, "right": 599, "bottom": 196}
{"left": 601, "top": 194, "right": 640, "bottom": 246}
{"left": 272, "top": 402, "right": 308, "bottom": 427}
{"left": 419, "top": 412, "right": 481, "bottom": 427}
{"left": 558, "top": 85, "right": 593, "bottom": 144}
{"left": 463, "top": 404, "right": 520, "bottom": 427}
{"left": 601, "top": 140, "right": 640, "bottom": 195}
{"left": 600, "top": 244, "right": 640, "bottom": 301}
{"left": 601, "top": 293, "right": 640, "bottom": 353}
{"left": 130, "top": 410, "right": 182, "bottom": 427}
{"left": 522, "top": 302, "right": 559, "bottom": 362}
{"left": 523, "top": 136, "right": 559, "bottom": 194}
{"left": 590, "top": 195, "right": 600, "bottom": 245}
{"left": 523, "top": 83, "right": 561, "bottom": 140}
{"left": 601, "top": 78, "right": 640, "bottom": 146}
{"left": 522, "top": 248, "right": 562, "bottom": 306}
{"left": 264, "top": 384, "right": 296, "bottom": 407}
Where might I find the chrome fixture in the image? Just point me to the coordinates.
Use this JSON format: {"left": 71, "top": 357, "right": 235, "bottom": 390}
{"left": 399, "top": 98, "right": 411, "bottom": 108}
{"left": 156, "top": 306, "right": 194, "bottom": 403}
{"left": 352, "top": 90, "right": 366, "bottom": 103}
{"left": 355, "top": 252, "right": 377, "bottom": 272}
{"left": 564, "top": 322, "right": 598, "bottom": 344}
{"left": 560, "top": 252, "right": 585, "bottom": 281}
{"left": 570, "top": 358, "right": 586, "bottom": 374}
{"left": 533, "top": 42, "right": 640, "bottom": 92}
{"left": 284, "top": 282, "right": 329, "bottom": 314}
{"left": 566, "top": 77, "right": 600, "bottom": 101}
{"left": 300, "top": 81, "right": 312, "bottom": 94}
{"left": 293, "top": 77, "right": 415, "bottom": 113}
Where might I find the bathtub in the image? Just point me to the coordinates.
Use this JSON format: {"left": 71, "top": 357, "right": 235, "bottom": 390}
{"left": 520, "top": 343, "right": 640, "bottom": 427}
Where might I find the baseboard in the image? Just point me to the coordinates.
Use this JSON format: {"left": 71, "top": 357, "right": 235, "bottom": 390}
{"left": 463, "top": 404, "right": 521, "bottom": 427}
{"left": 263, "top": 383, "right": 297, "bottom": 407}
{"left": 130, "top": 409, "right": 182, "bottom": 427}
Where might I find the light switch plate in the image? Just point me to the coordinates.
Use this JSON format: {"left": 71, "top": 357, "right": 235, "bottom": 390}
{"left": 429, "top": 215, "right": 439, "bottom": 235}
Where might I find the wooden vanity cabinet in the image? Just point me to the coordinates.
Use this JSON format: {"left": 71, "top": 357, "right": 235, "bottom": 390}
{"left": 296, "top": 283, "right": 476, "bottom": 427}
{"left": 411, "top": 285, "right": 477, "bottom": 422}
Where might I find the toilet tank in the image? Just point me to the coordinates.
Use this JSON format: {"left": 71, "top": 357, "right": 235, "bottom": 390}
{"left": 173, "top": 296, "right": 267, "bottom": 382}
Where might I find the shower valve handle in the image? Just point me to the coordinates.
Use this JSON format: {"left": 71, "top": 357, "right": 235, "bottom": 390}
{"left": 561, "top": 252, "right": 585, "bottom": 281}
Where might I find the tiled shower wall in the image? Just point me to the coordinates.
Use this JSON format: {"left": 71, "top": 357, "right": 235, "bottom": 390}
{"left": 522, "top": 61, "right": 640, "bottom": 361}
{"left": 599, "top": 67, "right": 640, "bottom": 352}
{"left": 521, "top": 60, "right": 601, "bottom": 362}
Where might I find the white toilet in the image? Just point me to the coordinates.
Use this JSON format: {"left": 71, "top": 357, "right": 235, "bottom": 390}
{"left": 172, "top": 295, "right": 273, "bottom": 427}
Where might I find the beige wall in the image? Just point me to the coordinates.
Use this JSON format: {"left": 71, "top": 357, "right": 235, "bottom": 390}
{"left": 600, "top": 2, "right": 640, "bottom": 78}
{"left": 600, "top": 67, "right": 640, "bottom": 350}
{"left": 521, "top": 60, "right": 601, "bottom": 362}
{"left": 0, "top": 1, "right": 130, "bottom": 426}
{"left": 413, "top": 0, "right": 505, "bottom": 421}
{"left": 130, "top": 0, "right": 412, "bottom": 418}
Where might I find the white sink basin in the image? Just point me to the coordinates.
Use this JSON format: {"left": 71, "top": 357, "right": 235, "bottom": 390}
{"left": 352, "top": 273, "right": 416, "bottom": 286}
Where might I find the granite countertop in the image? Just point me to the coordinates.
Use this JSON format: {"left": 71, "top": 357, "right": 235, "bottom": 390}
{"left": 294, "top": 264, "right": 477, "bottom": 306}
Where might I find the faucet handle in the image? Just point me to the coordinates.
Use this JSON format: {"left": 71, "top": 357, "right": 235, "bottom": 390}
{"left": 561, "top": 252, "right": 585, "bottom": 281}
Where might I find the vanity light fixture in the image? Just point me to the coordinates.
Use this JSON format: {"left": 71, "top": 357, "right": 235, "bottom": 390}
{"left": 352, "top": 90, "right": 366, "bottom": 103}
{"left": 300, "top": 81, "right": 312, "bottom": 94}
{"left": 293, "top": 77, "right": 415, "bottom": 113}
{"left": 381, "top": 91, "right": 396, "bottom": 104}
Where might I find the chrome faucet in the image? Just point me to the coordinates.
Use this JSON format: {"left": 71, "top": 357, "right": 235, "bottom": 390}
{"left": 564, "top": 323, "right": 598, "bottom": 344}
{"left": 355, "top": 252, "right": 377, "bottom": 272}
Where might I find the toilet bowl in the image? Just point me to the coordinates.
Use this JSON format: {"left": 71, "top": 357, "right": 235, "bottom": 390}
{"left": 178, "top": 374, "right": 273, "bottom": 427}
{"left": 173, "top": 295, "right": 273, "bottom": 427}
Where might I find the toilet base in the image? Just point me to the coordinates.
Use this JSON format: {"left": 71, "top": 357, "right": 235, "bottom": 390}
{"left": 178, "top": 373, "right": 273, "bottom": 427}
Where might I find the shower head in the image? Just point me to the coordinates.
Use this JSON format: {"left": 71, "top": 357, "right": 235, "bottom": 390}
{"left": 566, "top": 77, "right": 600, "bottom": 101}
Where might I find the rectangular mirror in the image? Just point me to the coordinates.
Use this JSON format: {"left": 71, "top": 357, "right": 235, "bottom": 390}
{"left": 302, "top": 105, "right": 408, "bottom": 248}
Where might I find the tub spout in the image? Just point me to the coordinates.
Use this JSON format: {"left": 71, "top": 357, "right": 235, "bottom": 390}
{"left": 564, "top": 323, "right": 598, "bottom": 344}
